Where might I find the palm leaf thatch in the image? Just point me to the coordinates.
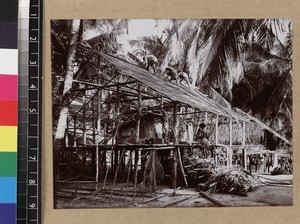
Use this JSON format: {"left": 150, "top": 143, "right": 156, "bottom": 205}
{"left": 141, "top": 150, "right": 165, "bottom": 193}
{"left": 201, "top": 167, "right": 262, "bottom": 196}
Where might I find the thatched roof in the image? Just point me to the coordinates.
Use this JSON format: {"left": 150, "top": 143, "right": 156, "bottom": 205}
{"left": 98, "top": 53, "right": 291, "bottom": 145}
{"left": 99, "top": 53, "right": 247, "bottom": 121}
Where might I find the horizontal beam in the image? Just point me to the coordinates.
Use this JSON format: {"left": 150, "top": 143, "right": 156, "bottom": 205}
{"left": 73, "top": 79, "right": 137, "bottom": 89}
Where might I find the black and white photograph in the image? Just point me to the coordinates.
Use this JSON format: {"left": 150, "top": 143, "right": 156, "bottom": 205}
{"left": 51, "top": 19, "right": 292, "bottom": 209}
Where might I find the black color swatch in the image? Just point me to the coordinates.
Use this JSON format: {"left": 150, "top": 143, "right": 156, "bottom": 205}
{"left": 0, "top": 23, "right": 18, "bottom": 49}
{"left": 0, "top": 0, "right": 18, "bottom": 22}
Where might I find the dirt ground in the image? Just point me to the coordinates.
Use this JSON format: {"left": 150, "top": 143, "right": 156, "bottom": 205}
{"left": 55, "top": 175, "right": 292, "bottom": 209}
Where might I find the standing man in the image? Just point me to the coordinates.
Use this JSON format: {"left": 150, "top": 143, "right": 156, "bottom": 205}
{"left": 196, "top": 123, "right": 210, "bottom": 158}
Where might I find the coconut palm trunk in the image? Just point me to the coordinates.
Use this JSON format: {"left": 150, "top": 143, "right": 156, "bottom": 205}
{"left": 53, "top": 19, "right": 81, "bottom": 187}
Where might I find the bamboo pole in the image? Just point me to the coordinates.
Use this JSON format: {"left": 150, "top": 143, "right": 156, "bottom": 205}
{"left": 95, "top": 88, "right": 102, "bottom": 193}
{"left": 65, "top": 116, "right": 69, "bottom": 147}
{"left": 242, "top": 122, "right": 247, "bottom": 170}
{"left": 124, "top": 150, "right": 133, "bottom": 206}
{"left": 133, "top": 84, "right": 141, "bottom": 204}
{"left": 114, "top": 84, "right": 120, "bottom": 172}
{"left": 243, "top": 148, "right": 247, "bottom": 170}
{"left": 204, "top": 112, "right": 208, "bottom": 124}
{"left": 242, "top": 121, "right": 246, "bottom": 146}
{"left": 215, "top": 115, "right": 219, "bottom": 145}
{"left": 160, "top": 96, "right": 166, "bottom": 144}
{"left": 109, "top": 149, "right": 125, "bottom": 205}
{"left": 228, "top": 118, "right": 233, "bottom": 167}
{"left": 229, "top": 118, "right": 232, "bottom": 146}
{"left": 172, "top": 103, "right": 179, "bottom": 195}
{"left": 73, "top": 116, "right": 77, "bottom": 146}
{"left": 161, "top": 196, "right": 192, "bottom": 208}
{"left": 83, "top": 91, "right": 87, "bottom": 146}
{"left": 82, "top": 90, "right": 87, "bottom": 179}
{"left": 65, "top": 116, "right": 70, "bottom": 178}
{"left": 177, "top": 148, "right": 188, "bottom": 188}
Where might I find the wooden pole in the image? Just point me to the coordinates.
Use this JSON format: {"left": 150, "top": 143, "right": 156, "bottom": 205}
{"left": 160, "top": 96, "right": 164, "bottom": 144}
{"left": 96, "top": 88, "right": 101, "bottom": 192}
{"left": 65, "top": 118, "right": 70, "bottom": 177}
{"left": 215, "top": 115, "right": 219, "bottom": 145}
{"left": 83, "top": 91, "right": 87, "bottom": 146}
{"left": 133, "top": 84, "right": 141, "bottom": 204}
{"left": 110, "top": 149, "right": 125, "bottom": 205}
{"left": 242, "top": 121, "right": 246, "bottom": 146}
{"left": 244, "top": 148, "right": 247, "bottom": 170}
{"left": 65, "top": 116, "right": 69, "bottom": 147}
{"left": 103, "top": 122, "right": 107, "bottom": 171}
{"left": 242, "top": 122, "right": 247, "bottom": 170}
{"left": 229, "top": 118, "right": 232, "bottom": 146}
{"left": 114, "top": 84, "right": 120, "bottom": 172}
{"left": 204, "top": 112, "right": 208, "bottom": 124}
{"left": 73, "top": 116, "right": 77, "bottom": 147}
{"left": 177, "top": 148, "right": 188, "bottom": 188}
{"left": 124, "top": 150, "right": 133, "bottom": 206}
{"left": 228, "top": 118, "right": 233, "bottom": 167}
{"left": 172, "top": 103, "right": 179, "bottom": 195}
{"left": 82, "top": 90, "right": 87, "bottom": 179}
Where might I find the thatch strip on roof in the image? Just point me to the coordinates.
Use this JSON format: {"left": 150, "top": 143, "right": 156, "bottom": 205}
{"left": 234, "top": 108, "right": 291, "bottom": 145}
{"left": 99, "top": 52, "right": 247, "bottom": 121}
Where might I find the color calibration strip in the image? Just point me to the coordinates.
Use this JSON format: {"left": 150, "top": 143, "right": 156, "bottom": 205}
{"left": 0, "top": 0, "right": 19, "bottom": 224}
{"left": 17, "top": 0, "right": 43, "bottom": 223}
{"left": 17, "top": 0, "right": 30, "bottom": 223}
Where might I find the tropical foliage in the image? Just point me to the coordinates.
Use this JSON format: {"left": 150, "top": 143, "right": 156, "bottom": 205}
{"left": 140, "top": 19, "right": 292, "bottom": 141}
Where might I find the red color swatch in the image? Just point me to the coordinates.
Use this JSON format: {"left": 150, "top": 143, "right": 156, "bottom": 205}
{"left": 0, "top": 101, "right": 17, "bottom": 126}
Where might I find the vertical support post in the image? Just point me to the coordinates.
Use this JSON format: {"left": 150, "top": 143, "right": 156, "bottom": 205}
{"left": 114, "top": 84, "right": 120, "bottom": 172}
{"left": 133, "top": 84, "right": 141, "bottom": 204}
{"left": 65, "top": 116, "right": 70, "bottom": 177}
{"left": 242, "top": 121, "right": 246, "bottom": 146}
{"left": 82, "top": 90, "right": 87, "bottom": 146}
{"left": 228, "top": 118, "right": 233, "bottom": 167}
{"left": 82, "top": 90, "right": 87, "bottom": 179}
{"left": 215, "top": 115, "right": 219, "bottom": 145}
{"left": 96, "top": 88, "right": 102, "bottom": 191}
{"left": 242, "top": 121, "right": 247, "bottom": 170}
{"left": 108, "top": 93, "right": 113, "bottom": 171}
{"left": 243, "top": 148, "right": 247, "bottom": 170}
{"left": 73, "top": 116, "right": 77, "bottom": 147}
{"left": 103, "top": 122, "right": 107, "bottom": 170}
{"left": 160, "top": 96, "right": 164, "bottom": 144}
{"left": 91, "top": 98, "right": 96, "bottom": 177}
{"left": 135, "top": 84, "right": 141, "bottom": 143}
{"left": 92, "top": 98, "right": 96, "bottom": 144}
{"left": 172, "top": 102, "right": 179, "bottom": 195}
{"left": 229, "top": 118, "right": 233, "bottom": 146}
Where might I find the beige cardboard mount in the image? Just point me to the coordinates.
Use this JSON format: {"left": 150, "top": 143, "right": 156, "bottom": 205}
{"left": 43, "top": 0, "right": 300, "bottom": 223}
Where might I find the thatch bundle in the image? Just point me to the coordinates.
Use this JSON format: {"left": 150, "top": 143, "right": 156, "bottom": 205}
{"left": 140, "top": 150, "right": 165, "bottom": 193}
{"left": 199, "top": 167, "right": 261, "bottom": 196}
{"left": 186, "top": 158, "right": 261, "bottom": 196}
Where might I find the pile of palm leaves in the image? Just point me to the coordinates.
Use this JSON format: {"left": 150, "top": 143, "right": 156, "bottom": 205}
{"left": 140, "top": 150, "right": 165, "bottom": 193}
{"left": 198, "top": 167, "right": 262, "bottom": 196}
{"left": 187, "top": 157, "right": 216, "bottom": 170}
{"left": 185, "top": 157, "right": 216, "bottom": 185}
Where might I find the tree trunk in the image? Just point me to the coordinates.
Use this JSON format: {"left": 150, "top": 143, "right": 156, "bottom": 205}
{"left": 53, "top": 19, "right": 81, "bottom": 187}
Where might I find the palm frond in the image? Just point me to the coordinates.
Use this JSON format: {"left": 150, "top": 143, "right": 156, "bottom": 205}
{"left": 141, "top": 150, "right": 165, "bottom": 193}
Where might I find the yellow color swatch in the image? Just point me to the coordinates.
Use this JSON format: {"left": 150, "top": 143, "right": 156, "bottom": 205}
{"left": 0, "top": 126, "right": 17, "bottom": 152}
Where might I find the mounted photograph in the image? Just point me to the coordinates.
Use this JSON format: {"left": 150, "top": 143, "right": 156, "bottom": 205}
{"left": 51, "top": 19, "right": 292, "bottom": 209}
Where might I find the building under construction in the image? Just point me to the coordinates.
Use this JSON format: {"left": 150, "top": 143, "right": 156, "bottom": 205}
{"left": 53, "top": 44, "right": 292, "bottom": 208}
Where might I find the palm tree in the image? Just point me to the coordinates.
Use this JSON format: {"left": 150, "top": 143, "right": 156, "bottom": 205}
{"left": 160, "top": 19, "right": 292, "bottom": 139}
{"left": 52, "top": 19, "right": 130, "bottom": 184}
{"left": 53, "top": 19, "right": 81, "bottom": 185}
